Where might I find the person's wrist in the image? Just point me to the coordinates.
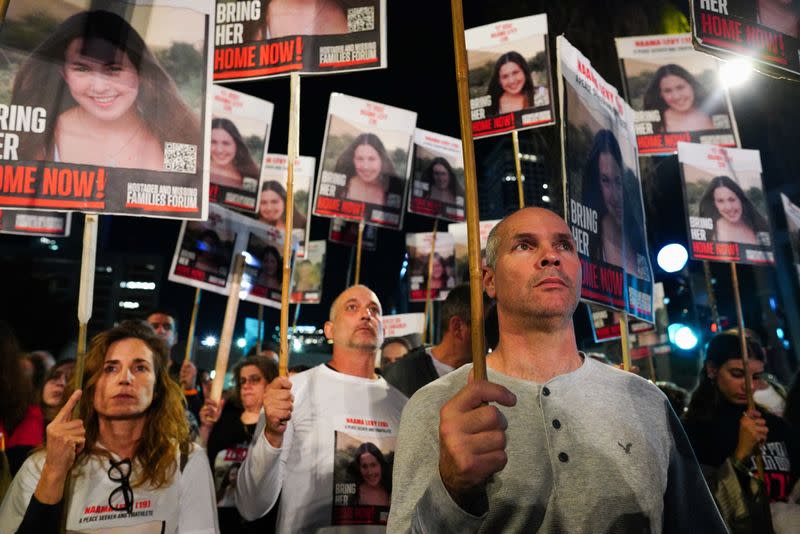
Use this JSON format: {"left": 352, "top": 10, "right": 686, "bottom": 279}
{"left": 36, "top": 464, "right": 68, "bottom": 504}
{"left": 264, "top": 428, "right": 283, "bottom": 448}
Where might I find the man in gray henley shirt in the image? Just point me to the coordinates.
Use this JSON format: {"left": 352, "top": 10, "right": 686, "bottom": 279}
{"left": 387, "top": 207, "right": 726, "bottom": 533}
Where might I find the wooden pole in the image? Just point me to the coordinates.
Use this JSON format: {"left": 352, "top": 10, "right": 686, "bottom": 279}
{"left": 646, "top": 353, "right": 657, "bottom": 382}
{"left": 210, "top": 254, "right": 246, "bottom": 401}
{"left": 354, "top": 221, "right": 365, "bottom": 285}
{"left": 423, "top": 220, "right": 439, "bottom": 345}
{"left": 730, "top": 262, "right": 765, "bottom": 478}
{"left": 619, "top": 311, "right": 632, "bottom": 372}
{"left": 183, "top": 288, "right": 202, "bottom": 363}
{"left": 256, "top": 304, "right": 264, "bottom": 354}
{"left": 74, "top": 214, "right": 98, "bottom": 400}
{"left": 279, "top": 72, "right": 301, "bottom": 378}
{"left": 449, "top": 0, "right": 486, "bottom": 379}
{"left": 512, "top": 130, "right": 525, "bottom": 209}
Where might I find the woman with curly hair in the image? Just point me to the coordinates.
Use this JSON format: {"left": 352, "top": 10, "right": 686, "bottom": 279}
{"left": 698, "top": 175, "right": 770, "bottom": 245}
{"left": 643, "top": 64, "right": 714, "bottom": 133}
{"left": 0, "top": 321, "right": 217, "bottom": 532}
{"left": 11, "top": 10, "right": 201, "bottom": 170}
{"left": 210, "top": 118, "right": 261, "bottom": 190}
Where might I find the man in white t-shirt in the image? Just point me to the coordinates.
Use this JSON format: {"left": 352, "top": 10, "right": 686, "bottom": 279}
{"left": 236, "top": 285, "right": 408, "bottom": 533}
{"left": 383, "top": 284, "right": 474, "bottom": 398}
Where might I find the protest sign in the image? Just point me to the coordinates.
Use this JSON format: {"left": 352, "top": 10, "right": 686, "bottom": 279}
{"left": 256, "top": 154, "right": 315, "bottom": 256}
{"left": 0, "top": 0, "right": 213, "bottom": 219}
{"left": 328, "top": 218, "right": 377, "bottom": 250}
{"left": 0, "top": 209, "right": 70, "bottom": 237}
{"left": 692, "top": 0, "right": 800, "bottom": 78}
{"left": 408, "top": 129, "right": 465, "bottom": 222}
{"left": 314, "top": 93, "right": 415, "bottom": 229}
{"left": 406, "top": 231, "right": 456, "bottom": 302}
{"left": 558, "top": 36, "right": 655, "bottom": 322}
{"left": 616, "top": 33, "right": 739, "bottom": 155}
{"left": 209, "top": 85, "right": 273, "bottom": 212}
{"left": 290, "top": 239, "right": 326, "bottom": 304}
{"left": 465, "top": 14, "right": 555, "bottom": 138}
{"left": 447, "top": 219, "right": 499, "bottom": 285}
{"left": 213, "top": 0, "right": 387, "bottom": 81}
{"left": 678, "top": 142, "right": 773, "bottom": 265}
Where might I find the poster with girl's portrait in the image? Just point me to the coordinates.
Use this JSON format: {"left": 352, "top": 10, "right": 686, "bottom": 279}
{"left": 291, "top": 239, "right": 326, "bottom": 304}
{"left": 328, "top": 218, "right": 377, "bottom": 250}
{"left": 408, "top": 129, "right": 465, "bottom": 222}
{"left": 678, "top": 142, "right": 774, "bottom": 265}
{"left": 558, "top": 36, "right": 654, "bottom": 323}
{"left": 466, "top": 14, "right": 555, "bottom": 139}
{"left": 242, "top": 224, "right": 286, "bottom": 306}
{"left": 780, "top": 193, "right": 800, "bottom": 284}
{"left": 209, "top": 86, "right": 273, "bottom": 212}
{"left": 314, "top": 93, "right": 416, "bottom": 229}
{"left": 0, "top": 209, "right": 71, "bottom": 237}
{"left": 405, "top": 232, "right": 456, "bottom": 302}
{"left": 213, "top": 0, "right": 387, "bottom": 81}
{"left": 447, "top": 219, "right": 499, "bottom": 285}
{"left": 332, "top": 431, "right": 395, "bottom": 526}
{"left": 256, "top": 154, "right": 314, "bottom": 256}
{"left": 0, "top": 0, "right": 213, "bottom": 219}
{"left": 615, "top": 33, "right": 739, "bottom": 156}
{"left": 169, "top": 203, "right": 238, "bottom": 291}
{"left": 692, "top": 0, "right": 800, "bottom": 78}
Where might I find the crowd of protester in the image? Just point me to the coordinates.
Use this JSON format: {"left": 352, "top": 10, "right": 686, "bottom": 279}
{"left": 0, "top": 207, "right": 798, "bottom": 533}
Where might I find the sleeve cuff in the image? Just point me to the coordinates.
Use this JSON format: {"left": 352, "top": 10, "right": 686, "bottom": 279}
{"left": 18, "top": 494, "right": 63, "bottom": 532}
{"left": 412, "top": 471, "right": 487, "bottom": 533}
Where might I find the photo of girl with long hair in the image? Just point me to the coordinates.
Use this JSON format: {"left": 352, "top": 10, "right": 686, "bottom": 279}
{"left": 406, "top": 232, "right": 456, "bottom": 302}
{"left": 315, "top": 95, "right": 415, "bottom": 229}
{"left": 244, "top": 230, "right": 285, "bottom": 302}
{"left": 465, "top": 14, "right": 554, "bottom": 138}
{"left": 616, "top": 35, "right": 738, "bottom": 155}
{"left": 8, "top": 9, "right": 201, "bottom": 170}
{"left": 210, "top": 118, "right": 261, "bottom": 190}
{"left": 679, "top": 143, "right": 774, "bottom": 265}
{"left": 408, "top": 129, "right": 466, "bottom": 222}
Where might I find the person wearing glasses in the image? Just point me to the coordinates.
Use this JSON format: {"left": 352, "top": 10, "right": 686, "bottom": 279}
{"left": 199, "top": 354, "right": 278, "bottom": 533}
{"left": 0, "top": 320, "right": 218, "bottom": 533}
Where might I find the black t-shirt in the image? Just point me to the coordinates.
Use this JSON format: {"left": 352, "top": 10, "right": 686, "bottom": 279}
{"left": 207, "top": 402, "right": 277, "bottom": 534}
{"left": 684, "top": 399, "right": 799, "bottom": 503}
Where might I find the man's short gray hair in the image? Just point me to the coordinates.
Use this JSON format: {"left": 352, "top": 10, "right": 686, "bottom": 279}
{"left": 485, "top": 221, "right": 502, "bottom": 269}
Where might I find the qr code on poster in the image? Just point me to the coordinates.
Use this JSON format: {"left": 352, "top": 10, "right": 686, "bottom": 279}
{"left": 163, "top": 142, "right": 197, "bottom": 174}
{"left": 347, "top": 7, "right": 374, "bottom": 32}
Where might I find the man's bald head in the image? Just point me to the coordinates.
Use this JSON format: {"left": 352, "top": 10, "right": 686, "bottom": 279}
{"left": 485, "top": 207, "right": 570, "bottom": 269}
{"left": 329, "top": 284, "right": 382, "bottom": 321}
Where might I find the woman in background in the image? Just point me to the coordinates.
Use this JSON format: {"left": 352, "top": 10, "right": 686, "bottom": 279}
{"left": 643, "top": 64, "right": 714, "bottom": 133}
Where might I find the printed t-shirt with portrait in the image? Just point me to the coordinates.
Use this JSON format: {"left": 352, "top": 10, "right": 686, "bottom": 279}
{"left": 246, "top": 364, "right": 407, "bottom": 533}
{"left": 0, "top": 446, "right": 216, "bottom": 533}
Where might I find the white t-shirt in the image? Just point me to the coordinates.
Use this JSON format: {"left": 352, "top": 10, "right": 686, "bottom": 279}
{"left": 0, "top": 444, "right": 218, "bottom": 533}
{"left": 236, "top": 364, "right": 408, "bottom": 534}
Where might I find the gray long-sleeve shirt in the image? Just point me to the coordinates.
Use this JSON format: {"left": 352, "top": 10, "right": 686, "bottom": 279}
{"left": 387, "top": 357, "right": 728, "bottom": 533}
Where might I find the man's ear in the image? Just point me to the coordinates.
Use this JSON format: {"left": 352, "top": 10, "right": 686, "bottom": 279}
{"left": 450, "top": 315, "right": 468, "bottom": 341}
{"left": 483, "top": 266, "right": 496, "bottom": 298}
{"left": 323, "top": 320, "right": 333, "bottom": 341}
